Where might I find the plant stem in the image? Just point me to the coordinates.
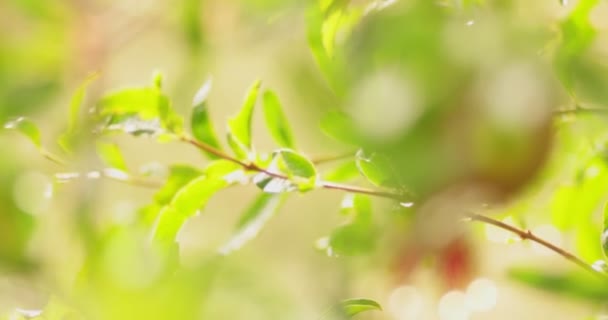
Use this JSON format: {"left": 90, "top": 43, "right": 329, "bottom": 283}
{"left": 554, "top": 105, "right": 608, "bottom": 116}
{"left": 180, "top": 133, "right": 604, "bottom": 278}
{"left": 312, "top": 152, "right": 355, "bottom": 165}
{"left": 180, "top": 134, "right": 408, "bottom": 201}
{"left": 467, "top": 213, "right": 608, "bottom": 279}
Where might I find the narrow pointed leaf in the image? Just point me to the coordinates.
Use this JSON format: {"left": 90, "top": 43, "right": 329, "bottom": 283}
{"left": 227, "top": 80, "right": 262, "bottom": 158}
{"left": 323, "top": 161, "right": 359, "bottom": 182}
{"left": 219, "top": 193, "right": 285, "bottom": 255}
{"left": 4, "top": 117, "right": 42, "bottom": 148}
{"left": 97, "top": 82, "right": 184, "bottom": 134}
{"left": 320, "top": 111, "right": 361, "bottom": 145}
{"left": 59, "top": 73, "right": 99, "bottom": 151}
{"left": 153, "top": 175, "right": 227, "bottom": 242}
{"left": 262, "top": 90, "right": 295, "bottom": 149}
{"left": 341, "top": 299, "right": 382, "bottom": 317}
{"left": 96, "top": 142, "right": 128, "bottom": 171}
{"left": 191, "top": 79, "right": 223, "bottom": 158}
{"left": 154, "top": 165, "right": 203, "bottom": 205}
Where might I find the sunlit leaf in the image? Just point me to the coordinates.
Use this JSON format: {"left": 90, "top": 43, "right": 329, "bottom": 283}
{"left": 262, "top": 90, "right": 295, "bottom": 149}
{"left": 219, "top": 193, "right": 285, "bottom": 255}
{"left": 323, "top": 160, "right": 359, "bottom": 182}
{"left": 355, "top": 149, "right": 397, "bottom": 187}
{"left": 154, "top": 165, "right": 203, "bottom": 205}
{"left": 320, "top": 111, "right": 360, "bottom": 145}
{"left": 326, "top": 194, "right": 375, "bottom": 256}
{"left": 153, "top": 176, "right": 227, "bottom": 242}
{"left": 278, "top": 149, "right": 316, "bottom": 178}
{"left": 59, "top": 72, "right": 99, "bottom": 151}
{"left": 227, "top": 80, "right": 262, "bottom": 159}
{"left": 96, "top": 78, "right": 184, "bottom": 135}
{"left": 4, "top": 117, "right": 41, "bottom": 148}
{"left": 96, "top": 142, "right": 128, "bottom": 171}
{"left": 509, "top": 268, "right": 608, "bottom": 302}
{"left": 277, "top": 149, "right": 318, "bottom": 190}
{"left": 191, "top": 79, "right": 223, "bottom": 158}
{"left": 340, "top": 298, "right": 382, "bottom": 317}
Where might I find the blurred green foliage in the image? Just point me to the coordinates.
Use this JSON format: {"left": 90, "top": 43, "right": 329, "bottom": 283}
{"left": 2, "top": 0, "right": 608, "bottom": 319}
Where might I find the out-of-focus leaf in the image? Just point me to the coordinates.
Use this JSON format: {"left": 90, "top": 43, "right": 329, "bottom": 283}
{"left": 191, "top": 79, "right": 223, "bottom": 158}
{"left": 96, "top": 77, "right": 184, "bottom": 135}
{"left": 602, "top": 202, "right": 608, "bottom": 258}
{"left": 153, "top": 176, "right": 227, "bottom": 242}
{"left": 219, "top": 193, "right": 285, "bottom": 255}
{"left": 181, "top": 0, "right": 205, "bottom": 52}
{"left": 97, "top": 88, "right": 169, "bottom": 119}
{"left": 154, "top": 165, "right": 203, "bottom": 205}
{"left": 323, "top": 161, "right": 359, "bottom": 182}
{"left": 227, "top": 80, "right": 262, "bottom": 159}
{"left": 324, "top": 194, "right": 375, "bottom": 256}
{"left": 277, "top": 149, "right": 317, "bottom": 190}
{"left": 59, "top": 72, "right": 99, "bottom": 152}
{"left": 3, "top": 117, "right": 41, "bottom": 148}
{"left": 509, "top": 268, "right": 608, "bottom": 302}
{"left": 355, "top": 149, "right": 397, "bottom": 187}
{"left": 340, "top": 298, "right": 382, "bottom": 317}
{"left": 320, "top": 111, "right": 361, "bottom": 145}
{"left": 96, "top": 142, "right": 128, "bottom": 171}
{"left": 555, "top": 0, "right": 602, "bottom": 101}
{"left": 262, "top": 90, "right": 295, "bottom": 149}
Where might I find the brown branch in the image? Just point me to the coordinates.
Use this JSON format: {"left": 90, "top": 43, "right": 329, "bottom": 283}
{"left": 179, "top": 133, "right": 605, "bottom": 277}
{"left": 179, "top": 134, "right": 406, "bottom": 201}
{"left": 467, "top": 213, "right": 608, "bottom": 280}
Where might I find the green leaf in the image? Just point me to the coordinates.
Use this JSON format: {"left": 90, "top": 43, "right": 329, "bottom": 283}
{"left": 340, "top": 299, "right": 382, "bottom": 317}
{"left": 4, "top": 117, "right": 41, "bottom": 148}
{"left": 509, "top": 268, "right": 608, "bottom": 302}
{"left": 320, "top": 111, "right": 360, "bottom": 145}
{"left": 277, "top": 149, "right": 318, "bottom": 190}
{"left": 219, "top": 193, "right": 285, "bottom": 255}
{"left": 97, "top": 80, "right": 184, "bottom": 135}
{"left": 154, "top": 165, "right": 203, "bottom": 205}
{"left": 227, "top": 80, "right": 262, "bottom": 159}
{"left": 59, "top": 72, "right": 99, "bottom": 151}
{"left": 602, "top": 202, "right": 608, "bottom": 258}
{"left": 96, "top": 142, "right": 128, "bottom": 171}
{"left": 278, "top": 149, "right": 316, "bottom": 178}
{"left": 153, "top": 176, "right": 227, "bottom": 242}
{"left": 97, "top": 88, "right": 170, "bottom": 119}
{"left": 555, "top": 0, "right": 601, "bottom": 97}
{"left": 191, "top": 79, "right": 223, "bottom": 158}
{"left": 262, "top": 90, "right": 295, "bottom": 149}
{"left": 355, "top": 149, "right": 397, "bottom": 187}
{"left": 323, "top": 161, "right": 359, "bottom": 182}
{"left": 324, "top": 194, "right": 375, "bottom": 256}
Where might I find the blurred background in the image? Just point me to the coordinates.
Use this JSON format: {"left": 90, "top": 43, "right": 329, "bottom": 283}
{"left": 1, "top": 0, "right": 608, "bottom": 319}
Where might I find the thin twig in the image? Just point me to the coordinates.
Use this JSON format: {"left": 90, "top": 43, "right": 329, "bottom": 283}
{"left": 101, "top": 169, "right": 164, "bottom": 188}
{"left": 312, "top": 152, "right": 355, "bottom": 165}
{"left": 179, "top": 134, "right": 406, "bottom": 201}
{"left": 554, "top": 105, "right": 608, "bottom": 116}
{"left": 467, "top": 213, "right": 608, "bottom": 280}
{"left": 179, "top": 133, "right": 605, "bottom": 277}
